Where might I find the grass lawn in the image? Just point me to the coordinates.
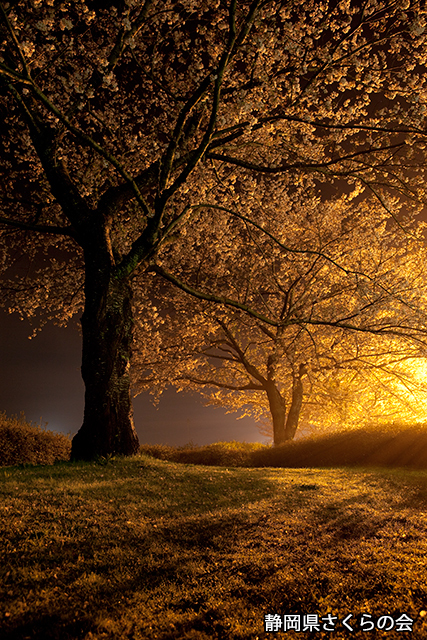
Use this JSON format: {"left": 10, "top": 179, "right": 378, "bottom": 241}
{"left": 1, "top": 453, "right": 427, "bottom": 639}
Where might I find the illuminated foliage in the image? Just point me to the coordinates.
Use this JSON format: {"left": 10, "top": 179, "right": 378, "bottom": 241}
{"left": 1, "top": 1, "right": 427, "bottom": 456}
{"left": 133, "top": 193, "right": 427, "bottom": 443}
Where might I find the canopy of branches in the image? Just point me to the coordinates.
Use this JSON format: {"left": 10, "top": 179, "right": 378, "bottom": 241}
{"left": 1, "top": 1, "right": 427, "bottom": 453}
{"left": 1, "top": 0, "right": 427, "bottom": 318}
{"left": 133, "top": 191, "right": 427, "bottom": 440}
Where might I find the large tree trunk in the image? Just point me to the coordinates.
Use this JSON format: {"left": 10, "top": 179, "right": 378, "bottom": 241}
{"left": 71, "top": 252, "right": 139, "bottom": 460}
{"left": 265, "top": 381, "right": 287, "bottom": 445}
{"left": 284, "top": 364, "right": 307, "bottom": 441}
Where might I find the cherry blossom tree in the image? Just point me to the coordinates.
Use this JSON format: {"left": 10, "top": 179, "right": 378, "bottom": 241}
{"left": 1, "top": 0, "right": 427, "bottom": 458}
{"left": 133, "top": 193, "right": 427, "bottom": 444}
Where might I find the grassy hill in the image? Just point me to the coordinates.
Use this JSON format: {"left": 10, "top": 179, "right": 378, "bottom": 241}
{"left": 0, "top": 412, "right": 70, "bottom": 467}
{"left": 140, "top": 425, "right": 427, "bottom": 469}
{"left": 1, "top": 453, "right": 427, "bottom": 639}
{"left": 3, "top": 408, "right": 427, "bottom": 471}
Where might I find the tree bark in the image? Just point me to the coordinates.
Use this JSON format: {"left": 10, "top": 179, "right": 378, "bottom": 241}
{"left": 71, "top": 251, "right": 139, "bottom": 460}
{"left": 284, "top": 364, "right": 307, "bottom": 441}
{"left": 265, "top": 381, "right": 287, "bottom": 445}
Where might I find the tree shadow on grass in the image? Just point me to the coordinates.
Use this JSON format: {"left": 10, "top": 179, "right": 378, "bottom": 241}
{"left": 3, "top": 459, "right": 427, "bottom": 640}
{"left": 1, "top": 477, "right": 282, "bottom": 640}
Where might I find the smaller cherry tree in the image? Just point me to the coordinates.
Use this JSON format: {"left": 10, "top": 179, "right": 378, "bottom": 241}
{"left": 133, "top": 192, "right": 427, "bottom": 444}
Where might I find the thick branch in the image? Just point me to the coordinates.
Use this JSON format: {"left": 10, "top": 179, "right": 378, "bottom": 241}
{"left": 183, "top": 376, "right": 264, "bottom": 391}
{"left": 207, "top": 142, "right": 406, "bottom": 174}
{"left": 157, "top": 75, "right": 213, "bottom": 194}
{"left": 0, "top": 215, "right": 76, "bottom": 237}
{"left": 0, "top": 3, "right": 32, "bottom": 78}
{"left": 107, "top": 1, "right": 154, "bottom": 71}
{"left": 215, "top": 318, "right": 267, "bottom": 384}
{"left": 152, "top": 264, "right": 279, "bottom": 326}
{"left": 275, "top": 114, "right": 427, "bottom": 139}
{"left": 301, "top": 318, "right": 427, "bottom": 343}
{"left": 66, "top": 1, "right": 154, "bottom": 118}
{"left": 28, "top": 82, "right": 152, "bottom": 219}
{"left": 0, "top": 61, "right": 32, "bottom": 85}
{"left": 5, "top": 85, "right": 92, "bottom": 236}
{"left": 155, "top": 0, "right": 262, "bottom": 216}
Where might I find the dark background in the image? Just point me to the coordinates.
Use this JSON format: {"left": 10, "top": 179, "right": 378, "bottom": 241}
{"left": 0, "top": 310, "right": 269, "bottom": 445}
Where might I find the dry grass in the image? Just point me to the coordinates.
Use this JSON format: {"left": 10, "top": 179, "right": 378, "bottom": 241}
{"left": 139, "top": 440, "right": 266, "bottom": 467}
{"left": 0, "top": 412, "right": 71, "bottom": 467}
{"left": 4, "top": 414, "right": 427, "bottom": 472}
{"left": 140, "top": 425, "right": 427, "bottom": 470}
{"left": 1, "top": 454, "right": 427, "bottom": 639}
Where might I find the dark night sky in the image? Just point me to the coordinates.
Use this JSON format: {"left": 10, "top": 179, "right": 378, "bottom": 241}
{"left": 0, "top": 310, "right": 269, "bottom": 446}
